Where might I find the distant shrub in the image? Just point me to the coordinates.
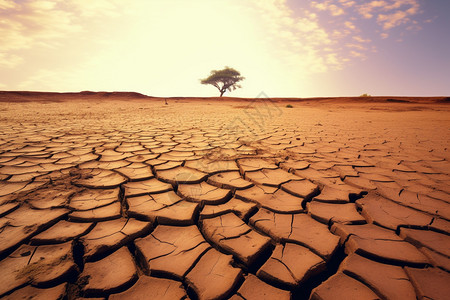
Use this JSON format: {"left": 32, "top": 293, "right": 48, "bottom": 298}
{"left": 286, "top": 104, "right": 293, "bottom": 108}
{"left": 360, "top": 93, "right": 371, "bottom": 97}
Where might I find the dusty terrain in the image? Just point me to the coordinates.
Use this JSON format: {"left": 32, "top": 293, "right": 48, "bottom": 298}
{"left": 0, "top": 92, "right": 449, "bottom": 299}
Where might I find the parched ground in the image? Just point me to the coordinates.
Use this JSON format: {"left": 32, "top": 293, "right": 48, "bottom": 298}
{"left": 0, "top": 95, "right": 449, "bottom": 299}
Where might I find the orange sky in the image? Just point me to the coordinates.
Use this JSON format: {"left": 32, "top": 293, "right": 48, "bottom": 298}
{"left": 1, "top": 0, "right": 449, "bottom": 97}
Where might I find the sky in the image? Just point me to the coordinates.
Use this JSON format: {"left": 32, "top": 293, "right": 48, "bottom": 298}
{"left": 1, "top": 0, "right": 449, "bottom": 98}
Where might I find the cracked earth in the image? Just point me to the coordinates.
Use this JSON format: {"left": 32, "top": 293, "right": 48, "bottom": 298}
{"left": 0, "top": 97, "right": 449, "bottom": 299}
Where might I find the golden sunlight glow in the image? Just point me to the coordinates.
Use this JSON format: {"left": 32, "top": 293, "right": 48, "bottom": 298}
{"left": 2, "top": 0, "right": 314, "bottom": 97}
{"left": 68, "top": 0, "right": 310, "bottom": 97}
{"left": 2, "top": 0, "right": 440, "bottom": 97}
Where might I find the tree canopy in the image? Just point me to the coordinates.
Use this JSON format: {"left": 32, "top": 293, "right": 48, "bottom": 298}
{"left": 200, "top": 67, "right": 244, "bottom": 97}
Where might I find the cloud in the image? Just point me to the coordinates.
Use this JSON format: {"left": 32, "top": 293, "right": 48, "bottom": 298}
{"left": 311, "top": 1, "right": 345, "bottom": 16}
{"left": 0, "top": 0, "right": 121, "bottom": 68}
{"left": 353, "top": 36, "right": 371, "bottom": 43}
{"left": 339, "top": 0, "right": 356, "bottom": 8}
{"left": 355, "top": 0, "right": 421, "bottom": 30}
{"left": 346, "top": 43, "right": 368, "bottom": 51}
{"left": 306, "top": 0, "right": 425, "bottom": 66}
{"left": 247, "top": 0, "right": 342, "bottom": 73}
{"left": 0, "top": 1, "right": 70, "bottom": 68}
{"left": 349, "top": 50, "right": 367, "bottom": 59}
{"left": 309, "top": 0, "right": 423, "bottom": 32}
{"left": 344, "top": 21, "right": 356, "bottom": 30}
{"left": 376, "top": 0, "right": 421, "bottom": 30}
{"left": 0, "top": 0, "right": 16, "bottom": 10}
{"left": 68, "top": 0, "right": 122, "bottom": 17}
{"left": 0, "top": 53, "right": 23, "bottom": 68}
{"left": 357, "top": 0, "right": 387, "bottom": 19}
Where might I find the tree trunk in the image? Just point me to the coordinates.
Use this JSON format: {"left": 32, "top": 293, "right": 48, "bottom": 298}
{"left": 219, "top": 89, "right": 225, "bottom": 97}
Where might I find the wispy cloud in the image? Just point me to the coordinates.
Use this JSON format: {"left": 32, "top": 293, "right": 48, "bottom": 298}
{"left": 311, "top": 1, "right": 345, "bottom": 16}
{"left": 376, "top": 0, "right": 420, "bottom": 30}
{"left": 0, "top": 53, "right": 23, "bottom": 68}
{"left": 344, "top": 21, "right": 356, "bottom": 30}
{"left": 339, "top": 0, "right": 356, "bottom": 8}
{"left": 306, "top": 0, "right": 426, "bottom": 62}
{"left": 355, "top": 0, "right": 422, "bottom": 30}
{"left": 0, "top": 0, "right": 121, "bottom": 68}
{"left": 357, "top": 0, "right": 387, "bottom": 19}
{"left": 353, "top": 36, "right": 371, "bottom": 43}
{"left": 248, "top": 0, "right": 341, "bottom": 73}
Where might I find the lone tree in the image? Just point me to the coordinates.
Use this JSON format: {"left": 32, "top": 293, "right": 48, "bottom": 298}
{"left": 200, "top": 67, "right": 244, "bottom": 97}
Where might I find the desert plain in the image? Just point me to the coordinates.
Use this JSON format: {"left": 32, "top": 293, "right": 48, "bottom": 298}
{"left": 0, "top": 92, "right": 449, "bottom": 299}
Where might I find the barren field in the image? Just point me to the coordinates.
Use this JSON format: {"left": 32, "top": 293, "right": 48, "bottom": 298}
{"left": 0, "top": 93, "right": 449, "bottom": 299}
